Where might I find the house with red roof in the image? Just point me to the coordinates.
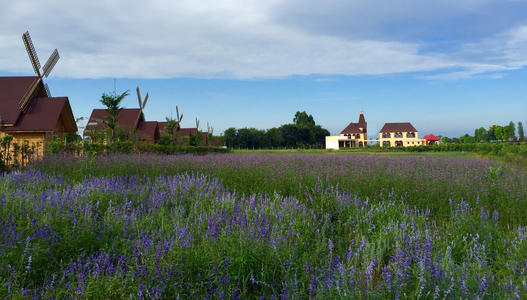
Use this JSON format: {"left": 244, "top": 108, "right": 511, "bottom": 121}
{"left": 84, "top": 108, "right": 159, "bottom": 142}
{"left": 0, "top": 76, "right": 77, "bottom": 159}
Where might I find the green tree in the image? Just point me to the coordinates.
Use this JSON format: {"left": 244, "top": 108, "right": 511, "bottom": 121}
{"left": 518, "top": 122, "right": 525, "bottom": 140}
{"left": 486, "top": 125, "right": 497, "bottom": 141}
{"left": 164, "top": 117, "right": 178, "bottom": 139}
{"left": 459, "top": 134, "right": 475, "bottom": 144}
{"left": 440, "top": 136, "right": 451, "bottom": 144}
{"left": 474, "top": 127, "right": 487, "bottom": 142}
{"left": 293, "top": 111, "right": 315, "bottom": 127}
{"left": 506, "top": 121, "right": 516, "bottom": 140}
{"left": 265, "top": 127, "right": 282, "bottom": 147}
{"left": 224, "top": 128, "right": 237, "bottom": 148}
{"left": 100, "top": 90, "right": 130, "bottom": 141}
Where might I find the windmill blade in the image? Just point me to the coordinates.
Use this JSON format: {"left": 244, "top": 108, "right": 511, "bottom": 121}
{"left": 136, "top": 86, "right": 142, "bottom": 109}
{"left": 42, "top": 49, "right": 60, "bottom": 78}
{"left": 22, "top": 31, "right": 41, "bottom": 77}
{"left": 142, "top": 93, "right": 149, "bottom": 109}
{"left": 44, "top": 83, "right": 51, "bottom": 97}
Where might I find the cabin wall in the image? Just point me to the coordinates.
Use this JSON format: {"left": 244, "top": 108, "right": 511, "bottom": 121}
{"left": 0, "top": 132, "right": 46, "bottom": 165}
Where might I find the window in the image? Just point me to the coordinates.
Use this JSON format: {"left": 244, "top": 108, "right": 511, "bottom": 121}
{"left": 406, "top": 132, "right": 415, "bottom": 138}
{"left": 382, "top": 133, "right": 391, "bottom": 138}
{"left": 383, "top": 141, "right": 391, "bottom": 147}
{"left": 394, "top": 132, "right": 403, "bottom": 138}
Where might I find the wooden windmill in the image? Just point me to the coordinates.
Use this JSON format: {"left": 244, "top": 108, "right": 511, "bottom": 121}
{"left": 135, "top": 86, "right": 150, "bottom": 128}
{"left": 136, "top": 86, "right": 149, "bottom": 112}
{"left": 175, "top": 106, "right": 183, "bottom": 131}
{"left": 19, "top": 31, "right": 60, "bottom": 112}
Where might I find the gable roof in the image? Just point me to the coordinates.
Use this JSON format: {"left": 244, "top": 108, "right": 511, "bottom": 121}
{"left": 85, "top": 108, "right": 143, "bottom": 131}
{"left": 138, "top": 121, "right": 159, "bottom": 141}
{"left": 379, "top": 122, "right": 418, "bottom": 133}
{"left": 340, "top": 112, "right": 367, "bottom": 135}
{"left": 2, "top": 97, "right": 77, "bottom": 133}
{"left": 340, "top": 123, "right": 362, "bottom": 134}
{"left": 0, "top": 76, "right": 42, "bottom": 125}
{"left": 158, "top": 122, "right": 199, "bottom": 137}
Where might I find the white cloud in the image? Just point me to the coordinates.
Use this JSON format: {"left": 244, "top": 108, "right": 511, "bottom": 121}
{"left": 0, "top": 0, "right": 526, "bottom": 79}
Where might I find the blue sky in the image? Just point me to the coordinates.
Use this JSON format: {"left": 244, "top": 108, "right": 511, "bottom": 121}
{"left": 1, "top": 0, "right": 526, "bottom": 137}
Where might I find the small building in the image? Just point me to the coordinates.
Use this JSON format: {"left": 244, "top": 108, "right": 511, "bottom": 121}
{"left": 0, "top": 77, "right": 77, "bottom": 159}
{"left": 326, "top": 111, "right": 367, "bottom": 149}
{"left": 423, "top": 134, "right": 440, "bottom": 145}
{"left": 158, "top": 122, "right": 209, "bottom": 145}
{"left": 378, "top": 122, "right": 425, "bottom": 147}
{"left": 84, "top": 108, "right": 159, "bottom": 142}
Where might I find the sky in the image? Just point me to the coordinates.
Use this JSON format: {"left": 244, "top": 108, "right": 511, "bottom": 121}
{"left": 1, "top": 0, "right": 526, "bottom": 137}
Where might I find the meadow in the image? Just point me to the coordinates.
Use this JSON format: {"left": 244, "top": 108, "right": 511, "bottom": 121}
{"left": 1, "top": 153, "right": 527, "bottom": 298}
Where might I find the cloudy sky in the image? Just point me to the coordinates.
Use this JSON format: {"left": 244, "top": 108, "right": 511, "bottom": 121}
{"left": 1, "top": 0, "right": 526, "bottom": 136}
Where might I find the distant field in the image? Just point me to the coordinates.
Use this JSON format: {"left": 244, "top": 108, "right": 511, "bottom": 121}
{"left": 1, "top": 153, "right": 526, "bottom": 298}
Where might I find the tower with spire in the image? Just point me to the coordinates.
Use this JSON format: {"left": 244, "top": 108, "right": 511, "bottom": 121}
{"left": 325, "top": 110, "right": 368, "bottom": 149}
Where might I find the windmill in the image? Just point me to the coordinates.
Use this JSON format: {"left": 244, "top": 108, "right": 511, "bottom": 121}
{"left": 136, "top": 86, "right": 149, "bottom": 113}
{"left": 175, "top": 105, "right": 183, "bottom": 131}
{"left": 19, "top": 31, "right": 60, "bottom": 112}
{"left": 134, "top": 86, "right": 151, "bottom": 131}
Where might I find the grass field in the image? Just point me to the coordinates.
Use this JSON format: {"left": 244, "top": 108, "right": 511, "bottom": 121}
{"left": 1, "top": 152, "right": 526, "bottom": 298}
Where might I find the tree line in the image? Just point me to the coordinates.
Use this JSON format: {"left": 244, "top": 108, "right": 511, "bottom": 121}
{"left": 223, "top": 111, "right": 330, "bottom": 149}
{"left": 442, "top": 121, "right": 525, "bottom": 144}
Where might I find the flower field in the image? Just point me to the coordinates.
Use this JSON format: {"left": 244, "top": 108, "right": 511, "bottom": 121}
{"left": 1, "top": 153, "right": 527, "bottom": 298}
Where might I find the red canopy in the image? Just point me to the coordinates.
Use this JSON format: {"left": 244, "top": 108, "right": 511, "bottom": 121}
{"left": 423, "top": 134, "right": 440, "bottom": 141}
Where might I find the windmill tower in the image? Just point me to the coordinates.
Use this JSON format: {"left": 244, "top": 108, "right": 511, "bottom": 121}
{"left": 19, "top": 31, "right": 60, "bottom": 112}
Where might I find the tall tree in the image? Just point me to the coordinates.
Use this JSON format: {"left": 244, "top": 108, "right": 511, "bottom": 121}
{"left": 518, "top": 121, "right": 525, "bottom": 140}
{"left": 508, "top": 121, "right": 516, "bottom": 139}
{"left": 100, "top": 90, "right": 130, "bottom": 141}
{"left": 474, "top": 127, "right": 487, "bottom": 142}
{"left": 293, "top": 111, "right": 315, "bottom": 127}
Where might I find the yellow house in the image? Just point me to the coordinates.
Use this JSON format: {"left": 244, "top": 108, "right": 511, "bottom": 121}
{"left": 326, "top": 111, "right": 367, "bottom": 149}
{"left": 378, "top": 122, "right": 426, "bottom": 147}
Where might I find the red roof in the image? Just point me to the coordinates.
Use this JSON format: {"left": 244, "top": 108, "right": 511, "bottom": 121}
{"left": 340, "top": 123, "right": 362, "bottom": 134}
{"left": 423, "top": 134, "right": 440, "bottom": 141}
{"left": 138, "top": 121, "right": 159, "bottom": 141}
{"left": 2, "top": 97, "right": 77, "bottom": 133}
{"left": 85, "top": 108, "right": 143, "bottom": 133}
{"left": 340, "top": 112, "right": 367, "bottom": 135}
{"left": 379, "top": 122, "right": 417, "bottom": 133}
{"left": 0, "top": 76, "right": 45, "bottom": 125}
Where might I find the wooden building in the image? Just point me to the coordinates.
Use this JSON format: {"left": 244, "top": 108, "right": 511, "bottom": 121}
{"left": 0, "top": 77, "right": 77, "bottom": 158}
{"left": 84, "top": 108, "right": 160, "bottom": 143}
{"left": 158, "top": 122, "right": 209, "bottom": 145}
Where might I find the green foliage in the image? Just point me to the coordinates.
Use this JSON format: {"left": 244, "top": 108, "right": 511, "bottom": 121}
{"left": 157, "top": 134, "right": 174, "bottom": 146}
{"left": 190, "top": 131, "right": 203, "bottom": 146}
{"left": 99, "top": 90, "right": 130, "bottom": 140}
{"left": 223, "top": 111, "right": 329, "bottom": 149}
{"left": 164, "top": 117, "right": 178, "bottom": 138}
{"left": 293, "top": 111, "right": 315, "bottom": 127}
{"left": 519, "top": 121, "right": 525, "bottom": 140}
